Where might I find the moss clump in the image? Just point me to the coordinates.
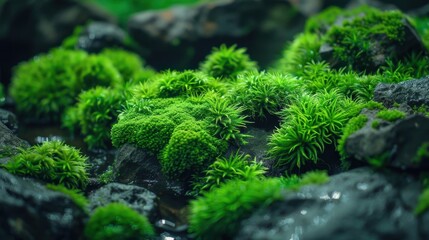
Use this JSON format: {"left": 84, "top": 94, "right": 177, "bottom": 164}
{"left": 338, "top": 114, "right": 368, "bottom": 161}
{"left": 200, "top": 44, "right": 257, "bottom": 80}
{"left": 376, "top": 109, "right": 406, "bottom": 122}
{"left": 46, "top": 184, "right": 88, "bottom": 211}
{"left": 229, "top": 71, "right": 301, "bottom": 121}
{"left": 281, "top": 170, "right": 330, "bottom": 190}
{"left": 415, "top": 188, "right": 429, "bottom": 215}
{"left": 3, "top": 141, "right": 88, "bottom": 189}
{"left": 189, "top": 178, "right": 283, "bottom": 240}
{"left": 305, "top": 6, "right": 343, "bottom": 34}
{"left": 157, "top": 70, "right": 217, "bottom": 98}
{"left": 160, "top": 120, "right": 227, "bottom": 181}
{"left": 85, "top": 203, "right": 155, "bottom": 240}
{"left": 414, "top": 142, "right": 429, "bottom": 164}
{"left": 99, "top": 48, "right": 145, "bottom": 81}
{"left": 192, "top": 152, "right": 267, "bottom": 194}
{"left": 371, "top": 120, "right": 380, "bottom": 129}
{"left": 268, "top": 91, "right": 359, "bottom": 169}
{"left": 10, "top": 49, "right": 87, "bottom": 121}
{"left": 65, "top": 87, "right": 125, "bottom": 149}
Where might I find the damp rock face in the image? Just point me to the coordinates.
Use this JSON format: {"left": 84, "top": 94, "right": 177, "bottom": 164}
{"left": 0, "top": 109, "right": 19, "bottom": 134}
{"left": 88, "top": 182, "right": 159, "bottom": 221}
{"left": 0, "top": 169, "right": 87, "bottom": 240}
{"left": 236, "top": 167, "right": 425, "bottom": 240}
{"left": 128, "top": 0, "right": 304, "bottom": 69}
{"left": 374, "top": 77, "right": 429, "bottom": 108}
{"left": 0, "top": 122, "right": 29, "bottom": 161}
{"left": 113, "top": 144, "right": 187, "bottom": 197}
{"left": 76, "top": 22, "right": 127, "bottom": 53}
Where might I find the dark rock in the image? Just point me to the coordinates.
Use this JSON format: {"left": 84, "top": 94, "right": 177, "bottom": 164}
{"left": 88, "top": 182, "right": 159, "bottom": 221}
{"left": 374, "top": 77, "right": 429, "bottom": 108}
{"left": 128, "top": 0, "right": 305, "bottom": 69}
{"left": 0, "top": 0, "right": 114, "bottom": 85}
{"left": 113, "top": 144, "right": 187, "bottom": 197}
{"left": 0, "top": 108, "right": 18, "bottom": 133}
{"left": 0, "top": 122, "right": 29, "bottom": 161}
{"left": 236, "top": 167, "right": 422, "bottom": 240}
{"left": 345, "top": 112, "right": 429, "bottom": 170}
{"left": 346, "top": 114, "right": 429, "bottom": 170}
{"left": 0, "top": 168, "right": 87, "bottom": 239}
{"left": 76, "top": 21, "right": 127, "bottom": 53}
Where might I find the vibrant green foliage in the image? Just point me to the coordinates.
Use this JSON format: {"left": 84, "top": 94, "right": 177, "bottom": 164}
{"left": 277, "top": 33, "right": 321, "bottom": 76}
{"left": 305, "top": 6, "right": 343, "bottom": 34}
{"left": 376, "top": 109, "right": 406, "bottom": 122}
{"left": 60, "top": 25, "right": 82, "bottom": 49}
{"left": 10, "top": 49, "right": 87, "bottom": 120}
{"left": 99, "top": 48, "right": 145, "bottom": 81}
{"left": 85, "top": 203, "right": 155, "bottom": 240}
{"left": 98, "top": 166, "right": 115, "bottom": 184}
{"left": 281, "top": 170, "right": 330, "bottom": 190}
{"left": 269, "top": 91, "right": 359, "bottom": 169}
{"left": 160, "top": 120, "right": 227, "bottom": 181}
{"left": 201, "top": 44, "right": 257, "bottom": 80}
{"left": 4, "top": 141, "right": 88, "bottom": 189}
{"left": 46, "top": 184, "right": 88, "bottom": 211}
{"left": 189, "top": 178, "right": 283, "bottom": 240}
{"left": 371, "top": 120, "right": 380, "bottom": 129}
{"left": 414, "top": 142, "right": 429, "bottom": 164}
{"left": 192, "top": 152, "right": 267, "bottom": 194}
{"left": 415, "top": 188, "right": 429, "bottom": 215}
{"left": 338, "top": 114, "right": 368, "bottom": 161}
{"left": 157, "top": 70, "right": 217, "bottom": 98}
{"left": 229, "top": 71, "right": 301, "bottom": 121}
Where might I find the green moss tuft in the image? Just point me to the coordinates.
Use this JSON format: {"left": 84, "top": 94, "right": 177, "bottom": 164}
{"left": 189, "top": 178, "right": 283, "bottom": 240}
{"left": 371, "top": 120, "right": 380, "bottom": 129}
{"left": 376, "top": 109, "right": 406, "bottom": 122}
{"left": 85, "top": 203, "right": 155, "bottom": 240}
{"left": 338, "top": 114, "right": 368, "bottom": 162}
{"left": 4, "top": 141, "right": 88, "bottom": 189}
{"left": 200, "top": 44, "right": 257, "bottom": 80}
{"left": 99, "top": 48, "right": 145, "bottom": 81}
{"left": 46, "top": 184, "right": 88, "bottom": 211}
{"left": 281, "top": 170, "right": 329, "bottom": 190}
{"left": 415, "top": 188, "right": 429, "bottom": 215}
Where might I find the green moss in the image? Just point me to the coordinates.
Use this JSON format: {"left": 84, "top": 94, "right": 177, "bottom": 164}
{"left": 281, "top": 170, "right": 329, "bottom": 190}
{"left": 4, "top": 141, "right": 88, "bottom": 189}
{"left": 371, "top": 120, "right": 380, "bottom": 129}
{"left": 71, "top": 87, "right": 126, "bottom": 149}
{"left": 74, "top": 55, "right": 122, "bottom": 92}
{"left": 229, "top": 71, "right": 301, "bottom": 121}
{"left": 85, "top": 203, "right": 155, "bottom": 240}
{"left": 376, "top": 109, "right": 406, "bottom": 122}
{"left": 268, "top": 91, "right": 359, "bottom": 169}
{"left": 305, "top": 6, "right": 343, "bottom": 34}
{"left": 189, "top": 178, "right": 283, "bottom": 240}
{"left": 98, "top": 166, "right": 115, "bottom": 184}
{"left": 46, "top": 184, "right": 88, "bottom": 211}
{"left": 277, "top": 33, "right": 322, "bottom": 76}
{"left": 60, "top": 26, "right": 82, "bottom": 50}
{"left": 192, "top": 152, "right": 267, "bottom": 194}
{"left": 99, "top": 48, "right": 144, "bottom": 81}
{"left": 338, "top": 114, "right": 368, "bottom": 161}
{"left": 415, "top": 188, "right": 429, "bottom": 215}
{"left": 160, "top": 120, "right": 227, "bottom": 181}
{"left": 367, "top": 152, "right": 390, "bottom": 168}
{"left": 10, "top": 49, "right": 88, "bottom": 121}
{"left": 200, "top": 44, "right": 257, "bottom": 80}
{"left": 364, "top": 101, "right": 386, "bottom": 110}
{"left": 157, "top": 70, "right": 216, "bottom": 98}
{"left": 414, "top": 142, "right": 429, "bottom": 164}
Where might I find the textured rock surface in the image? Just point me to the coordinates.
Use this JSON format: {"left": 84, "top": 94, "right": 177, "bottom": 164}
{"left": 0, "top": 122, "right": 29, "bottom": 161}
{"left": 76, "top": 21, "right": 127, "bottom": 53}
{"left": 113, "top": 144, "right": 187, "bottom": 197}
{"left": 374, "top": 77, "right": 429, "bottom": 108}
{"left": 88, "top": 182, "right": 159, "bottom": 221}
{"left": 0, "top": 168, "right": 87, "bottom": 239}
{"left": 128, "top": 0, "right": 304, "bottom": 69}
{"left": 0, "top": 108, "right": 18, "bottom": 133}
{"left": 346, "top": 114, "right": 429, "bottom": 170}
{"left": 236, "top": 167, "right": 425, "bottom": 240}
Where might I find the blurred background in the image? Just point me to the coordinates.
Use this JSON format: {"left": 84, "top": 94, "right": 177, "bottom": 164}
{"left": 1, "top": 0, "right": 428, "bottom": 86}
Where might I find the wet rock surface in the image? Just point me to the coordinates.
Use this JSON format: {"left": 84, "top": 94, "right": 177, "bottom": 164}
{"left": 113, "top": 144, "right": 187, "bottom": 197}
{"left": 0, "top": 122, "right": 29, "bottom": 162}
{"left": 88, "top": 182, "right": 159, "bottom": 222}
{"left": 128, "top": 0, "right": 305, "bottom": 69}
{"left": 346, "top": 113, "right": 429, "bottom": 170}
{"left": 236, "top": 167, "right": 425, "bottom": 240}
{"left": 374, "top": 77, "right": 429, "bottom": 108}
{"left": 76, "top": 21, "right": 128, "bottom": 53}
{"left": 0, "top": 168, "right": 87, "bottom": 240}
{"left": 0, "top": 108, "right": 18, "bottom": 133}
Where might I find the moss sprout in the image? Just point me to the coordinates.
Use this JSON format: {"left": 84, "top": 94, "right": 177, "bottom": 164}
{"left": 85, "top": 203, "right": 155, "bottom": 240}
{"left": 4, "top": 141, "right": 88, "bottom": 189}
{"left": 280, "top": 170, "right": 329, "bottom": 190}
{"left": 200, "top": 44, "right": 257, "bottom": 80}
{"left": 189, "top": 178, "right": 283, "bottom": 240}
{"left": 376, "top": 109, "right": 406, "bottom": 122}
{"left": 371, "top": 120, "right": 380, "bottom": 129}
{"left": 99, "top": 48, "right": 145, "bottom": 81}
{"left": 338, "top": 114, "right": 368, "bottom": 161}
{"left": 414, "top": 142, "right": 429, "bottom": 164}
{"left": 415, "top": 188, "right": 429, "bottom": 215}
{"left": 46, "top": 184, "right": 88, "bottom": 211}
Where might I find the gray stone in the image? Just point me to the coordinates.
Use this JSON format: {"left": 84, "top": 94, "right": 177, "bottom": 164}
{"left": 374, "top": 77, "right": 429, "bottom": 108}
{"left": 346, "top": 114, "right": 429, "bottom": 170}
{"left": 88, "top": 182, "right": 159, "bottom": 221}
{"left": 0, "top": 168, "right": 86, "bottom": 239}
{"left": 236, "top": 167, "right": 423, "bottom": 240}
{"left": 128, "top": 0, "right": 305, "bottom": 69}
{"left": 114, "top": 143, "right": 187, "bottom": 197}
{"left": 0, "top": 122, "right": 29, "bottom": 161}
{"left": 0, "top": 108, "right": 18, "bottom": 133}
{"left": 76, "top": 21, "right": 127, "bottom": 53}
